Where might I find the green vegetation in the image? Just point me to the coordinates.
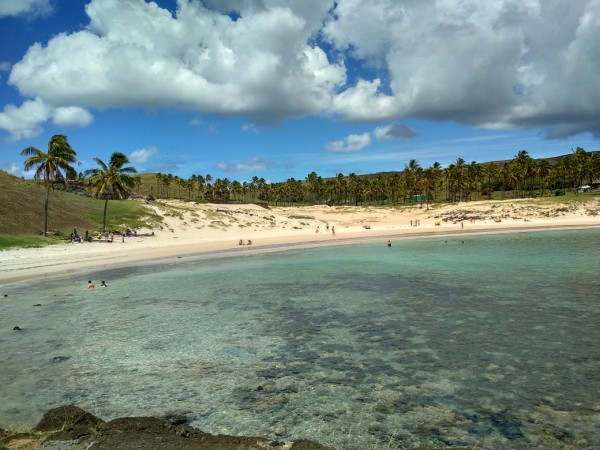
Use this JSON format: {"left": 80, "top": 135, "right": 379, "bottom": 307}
{"left": 0, "top": 235, "right": 54, "bottom": 249}
{"left": 128, "top": 148, "right": 600, "bottom": 209}
{"left": 20, "top": 134, "right": 78, "bottom": 236}
{"left": 3, "top": 132, "right": 599, "bottom": 252}
{"left": 0, "top": 170, "right": 157, "bottom": 250}
{"left": 85, "top": 151, "right": 138, "bottom": 232}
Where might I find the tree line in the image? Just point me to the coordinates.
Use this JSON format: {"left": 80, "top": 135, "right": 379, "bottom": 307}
{"left": 149, "top": 148, "right": 599, "bottom": 208}
{"left": 21, "top": 135, "right": 599, "bottom": 237}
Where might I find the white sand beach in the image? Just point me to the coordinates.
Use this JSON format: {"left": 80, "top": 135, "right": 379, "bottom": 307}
{"left": 1, "top": 198, "right": 599, "bottom": 285}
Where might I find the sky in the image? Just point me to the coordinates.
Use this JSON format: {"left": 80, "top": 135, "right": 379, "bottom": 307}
{"left": 0, "top": 0, "right": 599, "bottom": 183}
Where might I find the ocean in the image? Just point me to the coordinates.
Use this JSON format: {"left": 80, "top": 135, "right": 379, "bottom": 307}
{"left": 1, "top": 228, "right": 599, "bottom": 449}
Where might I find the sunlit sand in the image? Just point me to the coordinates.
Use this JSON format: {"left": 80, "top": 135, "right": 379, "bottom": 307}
{"left": 1, "top": 198, "right": 598, "bottom": 284}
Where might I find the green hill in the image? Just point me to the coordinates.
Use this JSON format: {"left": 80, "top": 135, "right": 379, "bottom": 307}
{"left": 0, "top": 170, "right": 158, "bottom": 248}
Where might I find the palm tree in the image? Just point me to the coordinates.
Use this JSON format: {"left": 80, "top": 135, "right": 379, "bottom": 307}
{"left": 512, "top": 150, "right": 533, "bottom": 197}
{"left": 467, "top": 161, "right": 483, "bottom": 201}
{"left": 21, "top": 134, "right": 79, "bottom": 236}
{"left": 483, "top": 163, "right": 498, "bottom": 199}
{"left": 535, "top": 159, "right": 551, "bottom": 197}
{"left": 571, "top": 147, "right": 587, "bottom": 192}
{"left": 430, "top": 162, "right": 443, "bottom": 203}
{"left": 584, "top": 152, "right": 600, "bottom": 185}
{"left": 85, "top": 152, "right": 137, "bottom": 232}
{"left": 403, "top": 159, "right": 421, "bottom": 201}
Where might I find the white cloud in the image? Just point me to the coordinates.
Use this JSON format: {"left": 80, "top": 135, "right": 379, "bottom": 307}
{"left": 130, "top": 146, "right": 158, "bottom": 164}
{"left": 3, "top": 0, "right": 600, "bottom": 140}
{"left": 323, "top": 0, "right": 600, "bottom": 137}
{"left": 0, "top": 0, "right": 51, "bottom": 18}
{"left": 0, "top": 98, "right": 51, "bottom": 142}
{"left": 8, "top": 0, "right": 345, "bottom": 127}
{"left": 326, "top": 133, "right": 372, "bottom": 153}
{"left": 53, "top": 107, "right": 94, "bottom": 127}
{"left": 374, "top": 123, "right": 417, "bottom": 140}
{"left": 215, "top": 157, "right": 275, "bottom": 173}
{"left": 0, "top": 99, "right": 93, "bottom": 141}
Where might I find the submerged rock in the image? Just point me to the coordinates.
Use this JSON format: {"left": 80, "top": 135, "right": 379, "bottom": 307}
{"left": 8, "top": 405, "right": 332, "bottom": 450}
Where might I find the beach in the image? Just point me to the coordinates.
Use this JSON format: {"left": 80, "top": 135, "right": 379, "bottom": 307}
{"left": 1, "top": 197, "right": 599, "bottom": 285}
{"left": 2, "top": 200, "right": 600, "bottom": 449}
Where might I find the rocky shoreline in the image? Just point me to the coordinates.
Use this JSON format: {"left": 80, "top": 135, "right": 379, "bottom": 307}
{"left": 1, "top": 405, "right": 329, "bottom": 450}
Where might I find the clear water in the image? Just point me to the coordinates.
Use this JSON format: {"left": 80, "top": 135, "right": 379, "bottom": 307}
{"left": 1, "top": 228, "right": 599, "bottom": 449}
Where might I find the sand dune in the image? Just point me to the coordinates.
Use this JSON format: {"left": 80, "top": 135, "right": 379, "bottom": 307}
{"left": 1, "top": 198, "right": 598, "bottom": 284}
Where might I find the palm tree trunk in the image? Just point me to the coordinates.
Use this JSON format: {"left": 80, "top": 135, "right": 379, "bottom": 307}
{"left": 44, "top": 187, "right": 50, "bottom": 237}
{"left": 103, "top": 199, "right": 109, "bottom": 232}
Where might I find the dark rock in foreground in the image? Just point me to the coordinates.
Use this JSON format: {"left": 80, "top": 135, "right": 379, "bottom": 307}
{"left": 27, "top": 405, "right": 330, "bottom": 450}
{"left": 2, "top": 405, "right": 471, "bottom": 450}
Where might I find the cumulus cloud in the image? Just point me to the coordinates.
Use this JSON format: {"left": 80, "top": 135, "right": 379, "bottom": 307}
{"left": 8, "top": 0, "right": 344, "bottom": 127}
{"left": 323, "top": 0, "right": 600, "bottom": 137}
{"left": 326, "top": 133, "right": 372, "bottom": 153}
{"left": 215, "top": 157, "right": 275, "bottom": 173}
{"left": 53, "top": 107, "right": 94, "bottom": 127}
{"left": 0, "top": 0, "right": 52, "bottom": 18}
{"left": 0, "top": 99, "right": 93, "bottom": 141}
{"left": 0, "top": 98, "right": 51, "bottom": 142}
{"left": 374, "top": 123, "right": 417, "bottom": 140}
{"left": 3, "top": 0, "right": 600, "bottom": 140}
{"left": 130, "top": 146, "right": 158, "bottom": 164}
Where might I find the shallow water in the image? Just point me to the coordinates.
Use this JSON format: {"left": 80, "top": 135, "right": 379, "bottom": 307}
{"left": 1, "top": 228, "right": 600, "bottom": 449}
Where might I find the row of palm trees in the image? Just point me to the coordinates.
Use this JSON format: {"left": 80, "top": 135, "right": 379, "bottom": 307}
{"left": 22, "top": 135, "right": 599, "bottom": 236}
{"left": 150, "top": 148, "right": 599, "bottom": 208}
{"left": 21, "top": 134, "right": 137, "bottom": 236}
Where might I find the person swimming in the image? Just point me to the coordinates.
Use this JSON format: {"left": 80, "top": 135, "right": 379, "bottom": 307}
{"left": 100, "top": 281, "right": 107, "bottom": 288}
{"left": 87, "top": 280, "right": 95, "bottom": 289}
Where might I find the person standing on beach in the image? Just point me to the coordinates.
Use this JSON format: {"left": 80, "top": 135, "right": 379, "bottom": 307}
{"left": 332, "top": 226, "right": 335, "bottom": 236}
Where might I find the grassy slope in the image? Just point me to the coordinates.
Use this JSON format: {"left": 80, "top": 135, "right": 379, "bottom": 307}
{"left": 0, "top": 170, "right": 159, "bottom": 249}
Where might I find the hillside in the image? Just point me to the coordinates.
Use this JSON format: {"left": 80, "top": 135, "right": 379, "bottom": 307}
{"left": 0, "top": 170, "right": 154, "bottom": 240}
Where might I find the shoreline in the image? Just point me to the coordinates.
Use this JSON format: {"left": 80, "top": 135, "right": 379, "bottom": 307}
{"left": 1, "top": 199, "right": 599, "bottom": 285}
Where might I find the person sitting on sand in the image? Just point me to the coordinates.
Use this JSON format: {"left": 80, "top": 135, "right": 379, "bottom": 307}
{"left": 247, "top": 239, "right": 252, "bottom": 246}
{"left": 87, "top": 280, "right": 95, "bottom": 289}
{"left": 239, "top": 239, "right": 244, "bottom": 246}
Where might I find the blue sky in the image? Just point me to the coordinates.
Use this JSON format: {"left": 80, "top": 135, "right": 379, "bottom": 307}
{"left": 1, "top": 0, "right": 599, "bottom": 183}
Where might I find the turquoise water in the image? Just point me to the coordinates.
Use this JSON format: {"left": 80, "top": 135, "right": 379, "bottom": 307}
{"left": 1, "top": 228, "right": 599, "bottom": 449}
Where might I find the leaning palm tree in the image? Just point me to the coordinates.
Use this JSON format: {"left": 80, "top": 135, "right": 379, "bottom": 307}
{"left": 21, "top": 134, "right": 79, "bottom": 236}
{"left": 85, "top": 152, "right": 137, "bottom": 232}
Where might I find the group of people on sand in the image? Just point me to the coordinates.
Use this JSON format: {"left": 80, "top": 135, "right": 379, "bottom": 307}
{"left": 239, "top": 239, "right": 252, "bottom": 246}
{"left": 315, "top": 223, "right": 336, "bottom": 236}
{"left": 72, "top": 226, "right": 156, "bottom": 244}
{"left": 87, "top": 280, "right": 107, "bottom": 289}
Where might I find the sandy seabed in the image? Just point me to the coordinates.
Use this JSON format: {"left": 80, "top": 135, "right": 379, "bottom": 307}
{"left": 1, "top": 197, "right": 599, "bottom": 285}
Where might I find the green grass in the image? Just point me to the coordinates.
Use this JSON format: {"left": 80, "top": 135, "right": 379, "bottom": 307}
{"left": 0, "top": 235, "right": 58, "bottom": 250}
{"left": 0, "top": 170, "right": 162, "bottom": 250}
